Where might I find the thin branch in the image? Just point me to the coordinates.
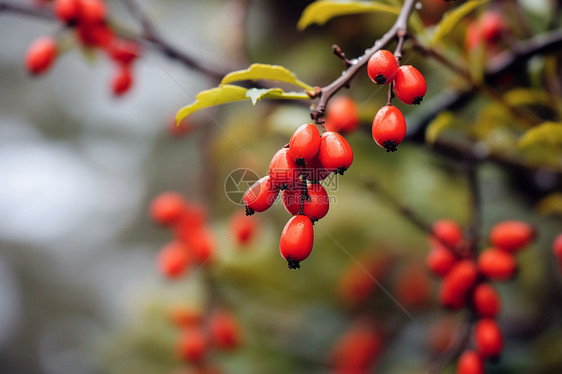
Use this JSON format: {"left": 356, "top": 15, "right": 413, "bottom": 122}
{"left": 0, "top": 0, "right": 52, "bottom": 20}
{"left": 310, "top": 0, "right": 417, "bottom": 123}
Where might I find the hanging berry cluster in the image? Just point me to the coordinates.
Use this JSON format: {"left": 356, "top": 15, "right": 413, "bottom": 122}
{"left": 367, "top": 49, "right": 427, "bottom": 152}
{"left": 170, "top": 306, "right": 242, "bottom": 370}
{"left": 426, "top": 219, "right": 535, "bottom": 373}
{"left": 149, "top": 192, "right": 216, "bottom": 278}
{"left": 25, "top": 0, "right": 142, "bottom": 96}
{"left": 243, "top": 123, "right": 353, "bottom": 269}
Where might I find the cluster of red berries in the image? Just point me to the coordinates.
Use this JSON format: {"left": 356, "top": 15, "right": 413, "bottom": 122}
{"left": 330, "top": 319, "right": 382, "bottom": 373}
{"left": 25, "top": 0, "right": 142, "bottom": 96}
{"left": 150, "top": 192, "right": 215, "bottom": 278}
{"left": 367, "top": 49, "right": 427, "bottom": 152}
{"left": 243, "top": 123, "right": 353, "bottom": 269}
{"left": 169, "top": 305, "right": 241, "bottom": 371}
{"left": 426, "top": 219, "right": 534, "bottom": 373}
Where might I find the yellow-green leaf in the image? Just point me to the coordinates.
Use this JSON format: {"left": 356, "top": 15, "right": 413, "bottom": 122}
{"left": 246, "top": 88, "right": 310, "bottom": 104}
{"left": 221, "top": 63, "right": 314, "bottom": 90}
{"left": 519, "top": 122, "right": 562, "bottom": 149}
{"left": 432, "top": 0, "right": 489, "bottom": 45}
{"left": 175, "top": 85, "right": 248, "bottom": 124}
{"left": 536, "top": 193, "right": 562, "bottom": 217}
{"left": 297, "top": 1, "right": 400, "bottom": 31}
{"left": 504, "top": 88, "right": 550, "bottom": 107}
{"left": 426, "top": 111, "right": 455, "bottom": 144}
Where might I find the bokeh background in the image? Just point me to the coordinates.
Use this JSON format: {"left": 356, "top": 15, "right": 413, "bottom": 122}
{"left": 1, "top": 0, "right": 561, "bottom": 373}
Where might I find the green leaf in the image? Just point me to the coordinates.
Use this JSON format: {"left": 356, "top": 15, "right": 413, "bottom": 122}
{"left": 297, "top": 1, "right": 400, "bottom": 31}
{"left": 519, "top": 122, "right": 562, "bottom": 149}
{"left": 221, "top": 63, "right": 314, "bottom": 90}
{"left": 504, "top": 88, "right": 550, "bottom": 107}
{"left": 175, "top": 85, "right": 248, "bottom": 124}
{"left": 432, "top": 0, "right": 489, "bottom": 46}
{"left": 426, "top": 111, "right": 454, "bottom": 144}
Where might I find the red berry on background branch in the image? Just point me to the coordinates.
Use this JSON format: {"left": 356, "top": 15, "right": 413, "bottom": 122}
{"left": 279, "top": 214, "right": 314, "bottom": 269}
{"left": 393, "top": 65, "right": 427, "bottom": 105}
{"left": 553, "top": 234, "right": 562, "bottom": 267}
{"left": 157, "top": 241, "right": 191, "bottom": 279}
{"left": 209, "top": 310, "right": 242, "bottom": 350}
{"left": 331, "top": 321, "right": 382, "bottom": 372}
{"left": 473, "top": 283, "right": 501, "bottom": 318}
{"left": 177, "top": 327, "right": 208, "bottom": 363}
{"left": 426, "top": 242, "right": 457, "bottom": 277}
{"left": 150, "top": 192, "right": 186, "bottom": 226}
{"left": 54, "top": 0, "right": 81, "bottom": 24}
{"left": 289, "top": 123, "right": 321, "bottom": 166}
{"left": 489, "top": 220, "right": 534, "bottom": 252}
{"left": 478, "top": 248, "right": 517, "bottom": 280}
{"left": 79, "top": 0, "right": 107, "bottom": 24}
{"left": 324, "top": 96, "right": 359, "bottom": 134}
{"left": 439, "top": 260, "right": 478, "bottom": 310}
{"left": 108, "top": 38, "right": 142, "bottom": 65}
{"left": 457, "top": 350, "right": 484, "bottom": 374}
{"left": 372, "top": 105, "right": 407, "bottom": 152}
{"left": 475, "top": 318, "right": 504, "bottom": 358}
{"left": 367, "top": 49, "right": 399, "bottom": 85}
{"left": 229, "top": 210, "right": 259, "bottom": 246}
{"left": 25, "top": 36, "right": 57, "bottom": 75}
{"left": 243, "top": 176, "right": 279, "bottom": 215}
{"left": 318, "top": 131, "right": 353, "bottom": 175}
{"left": 432, "top": 219, "right": 464, "bottom": 247}
{"left": 111, "top": 66, "right": 133, "bottom": 96}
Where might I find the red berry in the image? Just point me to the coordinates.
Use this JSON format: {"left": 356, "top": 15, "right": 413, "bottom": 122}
{"left": 473, "top": 283, "right": 501, "bottom": 318}
{"left": 489, "top": 220, "right": 534, "bottom": 252}
{"left": 394, "top": 65, "right": 427, "bottom": 105}
{"left": 149, "top": 192, "right": 186, "bottom": 225}
{"left": 108, "top": 38, "right": 141, "bottom": 65}
{"left": 209, "top": 311, "right": 242, "bottom": 350}
{"left": 190, "top": 227, "right": 215, "bottom": 264}
{"left": 465, "top": 21, "right": 482, "bottom": 51}
{"left": 279, "top": 215, "right": 314, "bottom": 269}
{"left": 372, "top": 105, "right": 407, "bottom": 152}
{"left": 168, "top": 305, "right": 202, "bottom": 328}
{"left": 395, "top": 262, "right": 431, "bottom": 309}
{"left": 230, "top": 210, "right": 258, "bottom": 245}
{"left": 112, "top": 66, "right": 133, "bottom": 96}
{"left": 78, "top": 0, "right": 106, "bottom": 24}
{"left": 243, "top": 176, "right": 279, "bottom": 215}
{"left": 324, "top": 96, "right": 359, "bottom": 134}
{"left": 478, "top": 248, "right": 517, "bottom": 280}
{"left": 303, "top": 183, "right": 330, "bottom": 221}
{"left": 302, "top": 153, "right": 331, "bottom": 182}
{"left": 331, "top": 322, "right": 382, "bottom": 370}
{"left": 367, "top": 49, "right": 398, "bottom": 84}
{"left": 76, "top": 22, "right": 114, "bottom": 47}
{"left": 269, "top": 148, "right": 300, "bottom": 189}
{"left": 433, "top": 219, "right": 464, "bottom": 247}
{"left": 318, "top": 132, "right": 353, "bottom": 174}
{"left": 177, "top": 327, "right": 208, "bottom": 363}
{"left": 553, "top": 234, "right": 562, "bottom": 260}
{"left": 25, "top": 36, "right": 57, "bottom": 75}
{"left": 289, "top": 123, "right": 321, "bottom": 165}
{"left": 157, "top": 241, "right": 191, "bottom": 278}
{"left": 457, "top": 350, "right": 484, "bottom": 374}
{"left": 480, "top": 11, "right": 505, "bottom": 44}
{"left": 54, "top": 0, "right": 80, "bottom": 23}
{"left": 475, "top": 318, "right": 503, "bottom": 358}
{"left": 439, "top": 260, "right": 478, "bottom": 310}
{"left": 426, "top": 242, "right": 457, "bottom": 277}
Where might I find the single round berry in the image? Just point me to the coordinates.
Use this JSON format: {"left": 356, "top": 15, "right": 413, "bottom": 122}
{"left": 209, "top": 310, "right": 242, "bottom": 350}
{"left": 324, "top": 96, "right": 359, "bottom": 134}
{"left": 189, "top": 227, "right": 215, "bottom": 263}
{"left": 289, "top": 123, "right": 321, "bottom": 166}
{"left": 112, "top": 66, "right": 133, "bottom": 96}
{"left": 318, "top": 132, "right": 353, "bottom": 174}
{"left": 269, "top": 148, "right": 300, "bottom": 189}
{"left": 367, "top": 49, "right": 399, "bottom": 85}
{"left": 279, "top": 215, "right": 314, "bottom": 269}
{"left": 25, "top": 36, "right": 57, "bottom": 75}
{"left": 230, "top": 210, "right": 258, "bottom": 245}
{"left": 78, "top": 0, "right": 107, "bottom": 24}
{"left": 457, "top": 350, "right": 484, "bottom": 374}
{"left": 439, "top": 260, "right": 478, "bottom": 310}
{"left": 489, "top": 220, "right": 534, "bottom": 252}
{"left": 475, "top": 318, "right": 503, "bottom": 358}
{"left": 473, "top": 283, "right": 501, "bottom": 318}
{"left": 303, "top": 183, "right": 330, "bottom": 221}
{"left": 426, "top": 242, "right": 457, "bottom": 277}
{"left": 553, "top": 234, "right": 562, "bottom": 261}
{"left": 394, "top": 65, "right": 427, "bottom": 105}
{"left": 478, "top": 248, "right": 517, "bottom": 280}
{"left": 54, "top": 0, "right": 81, "bottom": 24}
{"left": 243, "top": 176, "right": 279, "bottom": 215}
{"left": 157, "top": 241, "right": 191, "bottom": 279}
{"left": 480, "top": 11, "right": 505, "bottom": 44}
{"left": 432, "top": 219, "right": 464, "bottom": 247}
{"left": 372, "top": 105, "right": 407, "bottom": 152}
{"left": 177, "top": 327, "right": 208, "bottom": 363}
{"left": 149, "top": 192, "right": 186, "bottom": 225}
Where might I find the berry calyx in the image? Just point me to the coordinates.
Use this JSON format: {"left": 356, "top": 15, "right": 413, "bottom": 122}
{"left": 457, "top": 350, "right": 484, "bottom": 374}
{"left": 318, "top": 132, "right": 353, "bottom": 174}
{"left": 243, "top": 176, "right": 279, "bottom": 215}
{"left": 279, "top": 215, "right": 314, "bottom": 269}
{"left": 372, "top": 105, "right": 407, "bottom": 152}
{"left": 394, "top": 65, "right": 427, "bottom": 105}
{"left": 478, "top": 248, "right": 517, "bottom": 280}
{"left": 475, "top": 318, "right": 503, "bottom": 358}
{"left": 324, "top": 96, "right": 359, "bottom": 134}
{"left": 289, "top": 123, "right": 321, "bottom": 166}
{"left": 25, "top": 36, "right": 57, "bottom": 75}
{"left": 489, "top": 220, "right": 534, "bottom": 252}
{"left": 269, "top": 148, "right": 300, "bottom": 189}
{"left": 367, "top": 50, "right": 399, "bottom": 85}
